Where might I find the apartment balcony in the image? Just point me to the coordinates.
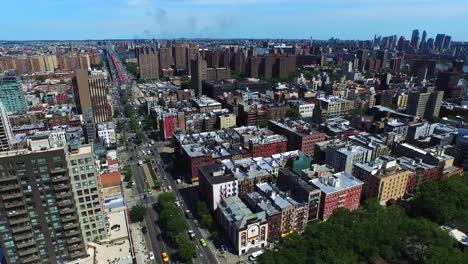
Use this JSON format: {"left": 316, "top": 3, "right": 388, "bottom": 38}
{"left": 9, "top": 216, "right": 29, "bottom": 225}
{"left": 4, "top": 200, "right": 25, "bottom": 209}
{"left": 69, "top": 243, "right": 83, "bottom": 251}
{"left": 22, "top": 254, "right": 41, "bottom": 264}
{"left": 60, "top": 207, "right": 76, "bottom": 215}
{"left": 13, "top": 232, "right": 34, "bottom": 242}
{"left": 7, "top": 209, "right": 28, "bottom": 217}
{"left": 62, "top": 215, "right": 78, "bottom": 222}
{"left": 50, "top": 167, "right": 67, "bottom": 174}
{"left": 0, "top": 184, "right": 20, "bottom": 192}
{"left": 12, "top": 224, "right": 32, "bottom": 234}
{"left": 16, "top": 240, "right": 36, "bottom": 249}
{"left": 53, "top": 184, "right": 70, "bottom": 191}
{"left": 57, "top": 199, "right": 72, "bottom": 207}
{"left": 56, "top": 192, "right": 72, "bottom": 199}
{"left": 64, "top": 222, "right": 79, "bottom": 230}
{"left": 1, "top": 192, "right": 23, "bottom": 200}
{"left": 65, "top": 229, "right": 81, "bottom": 237}
{"left": 0, "top": 175, "right": 18, "bottom": 183}
{"left": 66, "top": 237, "right": 82, "bottom": 245}
{"left": 70, "top": 250, "right": 86, "bottom": 259}
{"left": 52, "top": 175, "right": 68, "bottom": 183}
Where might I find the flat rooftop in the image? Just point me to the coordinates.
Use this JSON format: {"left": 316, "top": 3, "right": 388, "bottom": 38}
{"left": 311, "top": 171, "right": 363, "bottom": 195}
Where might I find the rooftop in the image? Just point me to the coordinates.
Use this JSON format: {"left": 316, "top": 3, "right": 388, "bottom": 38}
{"left": 270, "top": 119, "right": 322, "bottom": 137}
{"left": 218, "top": 196, "right": 266, "bottom": 229}
{"left": 311, "top": 171, "right": 363, "bottom": 195}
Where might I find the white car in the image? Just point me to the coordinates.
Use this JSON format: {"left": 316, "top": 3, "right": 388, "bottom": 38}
{"left": 149, "top": 251, "right": 155, "bottom": 260}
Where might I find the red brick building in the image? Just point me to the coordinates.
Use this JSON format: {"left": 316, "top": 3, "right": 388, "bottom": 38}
{"left": 269, "top": 119, "right": 326, "bottom": 156}
{"left": 398, "top": 157, "right": 445, "bottom": 194}
{"left": 249, "top": 135, "right": 288, "bottom": 158}
{"left": 311, "top": 172, "right": 364, "bottom": 221}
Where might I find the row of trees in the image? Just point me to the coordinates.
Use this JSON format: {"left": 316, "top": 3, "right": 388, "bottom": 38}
{"left": 260, "top": 199, "right": 468, "bottom": 264}
{"left": 407, "top": 173, "right": 468, "bottom": 234}
{"left": 158, "top": 193, "right": 196, "bottom": 263}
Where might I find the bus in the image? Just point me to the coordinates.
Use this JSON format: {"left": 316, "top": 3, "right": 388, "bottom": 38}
{"left": 248, "top": 250, "right": 264, "bottom": 262}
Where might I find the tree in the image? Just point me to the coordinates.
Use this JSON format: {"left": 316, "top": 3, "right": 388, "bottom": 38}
{"left": 176, "top": 234, "right": 196, "bottom": 263}
{"left": 196, "top": 201, "right": 214, "bottom": 230}
{"left": 113, "top": 109, "right": 121, "bottom": 118}
{"left": 129, "top": 205, "right": 146, "bottom": 222}
{"left": 286, "top": 108, "right": 301, "bottom": 120}
{"left": 116, "top": 120, "right": 124, "bottom": 133}
{"left": 181, "top": 79, "right": 192, "bottom": 90}
{"left": 259, "top": 202, "right": 468, "bottom": 264}
{"left": 136, "top": 131, "right": 145, "bottom": 144}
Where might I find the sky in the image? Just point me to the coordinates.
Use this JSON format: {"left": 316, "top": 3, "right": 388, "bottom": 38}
{"left": 2, "top": 0, "right": 468, "bottom": 41}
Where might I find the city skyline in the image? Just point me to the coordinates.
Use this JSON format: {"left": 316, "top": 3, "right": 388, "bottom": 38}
{"left": 2, "top": 0, "right": 468, "bottom": 41}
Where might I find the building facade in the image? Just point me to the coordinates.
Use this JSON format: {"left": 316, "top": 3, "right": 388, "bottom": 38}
{"left": 69, "top": 144, "right": 107, "bottom": 243}
{"left": 0, "top": 72, "right": 27, "bottom": 114}
{"left": 0, "top": 143, "right": 86, "bottom": 263}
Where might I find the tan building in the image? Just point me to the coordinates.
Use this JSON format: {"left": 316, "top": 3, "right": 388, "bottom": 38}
{"left": 69, "top": 144, "right": 108, "bottom": 243}
{"left": 313, "top": 96, "right": 354, "bottom": 122}
{"left": 353, "top": 156, "right": 410, "bottom": 205}
{"left": 396, "top": 94, "right": 408, "bottom": 109}
{"left": 72, "top": 70, "right": 111, "bottom": 124}
{"left": 218, "top": 113, "right": 236, "bottom": 129}
{"left": 136, "top": 47, "right": 159, "bottom": 80}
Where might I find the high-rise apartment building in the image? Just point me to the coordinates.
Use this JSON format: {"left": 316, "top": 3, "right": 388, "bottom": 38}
{"left": 159, "top": 47, "right": 172, "bottom": 71}
{"left": 173, "top": 45, "right": 188, "bottom": 72}
{"left": 191, "top": 57, "right": 207, "bottom": 96}
{"left": 136, "top": 47, "right": 159, "bottom": 80}
{"left": 0, "top": 139, "right": 86, "bottom": 263}
{"left": 0, "top": 72, "right": 27, "bottom": 114}
{"left": 68, "top": 144, "right": 107, "bottom": 243}
{"left": 72, "top": 70, "right": 111, "bottom": 124}
{"left": 0, "top": 102, "right": 13, "bottom": 151}
{"left": 406, "top": 88, "right": 444, "bottom": 118}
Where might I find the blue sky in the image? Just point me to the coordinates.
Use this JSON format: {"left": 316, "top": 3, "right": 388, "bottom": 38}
{"left": 2, "top": 0, "right": 468, "bottom": 40}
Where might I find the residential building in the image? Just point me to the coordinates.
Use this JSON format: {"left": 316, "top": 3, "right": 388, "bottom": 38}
{"left": 0, "top": 72, "right": 27, "bottom": 113}
{"left": 406, "top": 89, "right": 444, "bottom": 118}
{"left": 0, "top": 102, "right": 14, "bottom": 151}
{"left": 269, "top": 119, "right": 326, "bottom": 156}
{"left": 217, "top": 113, "right": 237, "bottom": 129}
{"left": 72, "top": 70, "right": 111, "bottom": 124}
{"left": 97, "top": 122, "right": 116, "bottom": 146}
{"left": 313, "top": 96, "right": 354, "bottom": 122}
{"left": 199, "top": 164, "right": 238, "bottom": 211}
{"left": 311, "top": 172, "right": 364, "bottom": 221}
{"left": 217, "top": 196, "right": 268, "bottom": 255}
{"left": 276, "top": 168, "right": 321, "bottom": 222}
{"left": 0, "top": 138, "right": 86, "bottom": 263}
{"left": 249, "top": 135, "right": 288, "bottom": 158}
{"left": 325, "top": 144, "right": 373, "bottom": 173}
{"left": 190, "top": 96, "right": 222, "bottom": 113}
{"left": 353, "top": 156, "right": 411, "bottom": 205}
{"left": 397, "top": 156, "right": 444, "bottom": 193}
{"left": 136, "top": 46, "right": 159, "bottom": 80}
{"left": 68, "top": 144, "right": 107, "bottom": 243}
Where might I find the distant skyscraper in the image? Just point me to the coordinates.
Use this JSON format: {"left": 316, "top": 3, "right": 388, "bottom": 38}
{"left": 420, "top": 30, "right": 427, "bottom": 52}
{"left": 443, "top": 35, "right": 452, "bottom": 50}
{"left": 0, "top": 141, "right": 86, "bottom": 263}
{"left": 397, "top": 36, "right": 405, "bottom": 52}
{"left": 72, "top": 70, "right": 111, "bottom": 124}
{"left": 426, "top": 38, "right": 435, "bottom": 52}
{"left": 410, "top": 29, "right": 420, "bottom": 49}
{"left": 434, "top": 34, "right": 446, "bottom": 52}
{"left": 0, "top": 72, "right": 27, "bottom": 114}
{"left": 0, "top": 102, "right": 13, "bottom": 151}
{"left": 136, "top": 46, "right": 159, "bottom": 80}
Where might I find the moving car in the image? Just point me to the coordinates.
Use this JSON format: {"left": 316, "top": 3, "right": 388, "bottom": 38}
{"left": 149, "top": 251, "right": 154, "bottom": 260}
{"left": 161, "top": 252, "right": 169, "bottom": 263}
{"left": 188, "top": 230, "right": 195, "bottom": 240}
{"left": 200, "top": 238, "right": 207, "bottom": 247}
{"left": 138, "top": 161, "right": 143, "bottom": 166}
{"left": 249, "top": 250, "right": 264, "bottom": 261}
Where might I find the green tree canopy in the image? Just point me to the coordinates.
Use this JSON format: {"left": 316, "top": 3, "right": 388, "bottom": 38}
{"left": 259, "top": 199, "right": 468, "bottom": 264}
{"left": 286, "top": 108, "right": 301, "bottom": 120}
{"left": 129, "top": 205, "right": 146, "bottom": 223}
